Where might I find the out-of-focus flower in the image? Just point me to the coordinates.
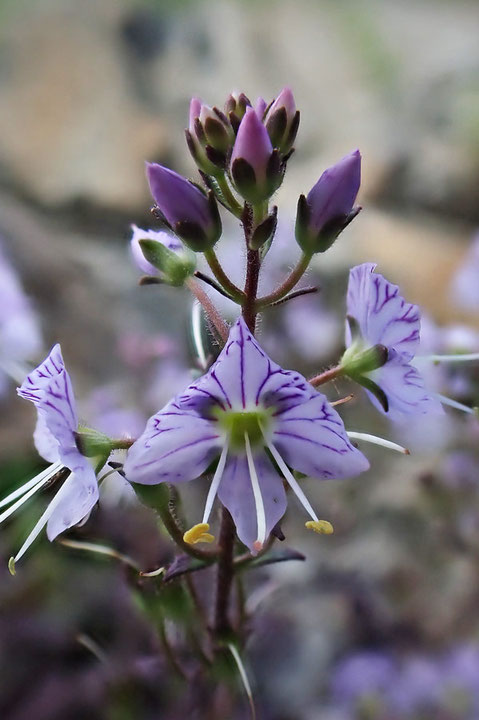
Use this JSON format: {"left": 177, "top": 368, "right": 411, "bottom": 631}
{"left": 129, "top": 224, "right": 196, "bottom": 285}
{"left": 343, "top": 263, "right": 443, "bottom": 420}
{"left": 1, "top": 346, "right": 100, "bottom": 570}
{"left": 264, "top": 86, "right": 299, "bottom": 154}
{"left": 295, "top": 150, "right": 361, "bottom": 254}
{"left": 451, "top": 233, "right": 479, "bottom": 311}
{"left": 388, "top": 656, "right": 443, "bottom": 715}
{"left": 124, "top": 318, "right": 368, "bottom": 553}
{"left": 146, "top": 163, "right": 221, "bottom": 252}
{"left": 230, "top": 108, "right": 282, "bottom": 203}
{"left": 0, "top": 243, "right": 42, "bottom": 394}
{"left": 331, "top": 651, "right": 396, "bottom": 711}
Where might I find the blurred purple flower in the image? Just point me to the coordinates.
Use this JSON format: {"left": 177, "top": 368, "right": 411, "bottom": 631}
{"left": 129, "top": 224, "right": 183, "bottom": 276}
{"left": 345, "top": 263, "right": 443, "bottom": 420}
{"left": 124, "top": 318, "right": 368, "bottom": 552}
{"left": 331, "top": 651, "right": 396, "bottom": 709}
{"left": 0, "top": 243, "right": 42, "bottom": 395}
{"left": 388, "top": 656, "right": 443, "bottom": 715}
{"left": 451, "top": 233, "right": 479, "bottom": 311}
{"left": 0, "top": 345, "right": 98, "bottom": 568}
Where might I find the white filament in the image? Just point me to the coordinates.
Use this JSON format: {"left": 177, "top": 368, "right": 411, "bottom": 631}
{"left": 261, "top": 432, "right": 319, "bottom": 522}
{"left": 192, "top": 301, "right": 207, "bottom": 369}
{"left": 347, "top": 431, "right": 409, "bottom": 454}
{"left": 435, "top": 393, "right": 476, "bottom": 415}
{"left": 0, "top": 461, "right": 63, "bottom": 522}
{"left": 202, "top": 442, "right": 229, "bottom": 524}
{"left": 244, "top": 433, "right": 266, "bottom": 548}
{"left": 416, "top": 353, "right": 479, "bottom": 364}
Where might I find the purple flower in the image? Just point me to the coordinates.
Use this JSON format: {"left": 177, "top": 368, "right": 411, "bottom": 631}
{"left": 146, "top": 163, "right": 221, "bottom": 251}
{"left": 0, "top": 243, "right": 42, "bottom": 395}
{"left": 130, "top": 224, "right": 183, "bottom": 275}
{"left": 129, "top": 224, "right": 195, "bottom": 284}
{"left": 124, "top": 318, "right": 368, "bottom": 553}
{"left": 451, "top": 233, "right": 479, "bottom": 311}
{"left": 388, "top": 656, "right": 443, "bottom": 715}
{"left": 331, "top": 651, "right": 396, "bottom": 710}
{"left": 296, "top": 150, "right": 361, "bottom": 254}
{"left": 0, "top": 345, "right": 98, "bottom": 569}
{"left": 230, "top": 108, "right": 280, "bottom": 203}
{"left": 344, "top": 263, "right": 443, "bottom": 420}
{"left": 264, "top": 86, "right": 299, "bottom": 153}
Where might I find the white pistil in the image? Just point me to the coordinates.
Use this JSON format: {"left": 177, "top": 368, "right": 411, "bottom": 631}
{"left": 416, "top": 353, "right": 479, "bottom": 364}
{"left": 244, "top": 432, "right": 266, "bottom": 551}
{"left": 202, "top": 441, "right": 229, "bottom": 524}
{"left": 191, "top": 300, "right": 208, "bottom": 370}
{"left": 347, "top": 431, "right": 410, "bottom": 455}
{"left": 261, "top": 432, "right": 319, "bottom": 522}
{"left": 0, "top": 461, "right": 63, "bottom": 523}
{"left": 0, "top": 460, "right": 62, "bottom": 510}
{"left": 435, "top": 393, "right": 477, "bottom": 415}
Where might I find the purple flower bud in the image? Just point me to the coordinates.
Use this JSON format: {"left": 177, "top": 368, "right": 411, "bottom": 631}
{"left": 230, "top": 108, "right": 281, "bottom": 203}
{"left": 295, "top": 149, "right": 361, "bottom": 254}
{"left": 146, "top": 163, "right": 221, "bottom": 251}
{"left": 130, "top": 225, "right": 183, "bottom": 275}
{"left": 254, "top": 96, "right": 267, "bottom": 120}
{"left": 129, "top": 224, "right": 195, "bottom": 285}
{"left": 264, "top": 86, "right": 299, "bottom": 153}
{"left": 186, "top": 97, "right": 233, "bottom": 174}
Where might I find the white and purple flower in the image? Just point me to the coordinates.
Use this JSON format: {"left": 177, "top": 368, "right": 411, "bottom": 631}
{"left": 124, "top": 318, "right": 369, "bottom": 553}
{"left": 343, "top": 263, "right": 443, "bottom": 420}
{"left": 0, "top": 345, "right": 99, "bottom": 570}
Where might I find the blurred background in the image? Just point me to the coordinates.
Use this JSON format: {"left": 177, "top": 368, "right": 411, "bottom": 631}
{"left": 1, "top": 0, "right": 479, "bottom": 718}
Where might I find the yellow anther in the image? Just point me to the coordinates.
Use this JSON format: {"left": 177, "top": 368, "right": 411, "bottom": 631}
{"left": 8, "top": 557, "right": 16, "bottom": 575}
{"left": 183, "top": 523, "right": 215, "bottom": 545}
{"left": 305, "top": 520, "right": 334, "bottom": 535}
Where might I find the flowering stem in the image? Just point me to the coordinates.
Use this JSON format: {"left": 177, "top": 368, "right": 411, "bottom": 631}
{"left": 214, "top": 174, "right": 244, "bottom": 218}
{"left": 269, "top": 285, "right": 319, "bottom": 307}
{"left": 185, "top": 277, "right": 229, "bottom": 343}
{"left": 203, "top": 249, "right": 245, "bottom": 303}
{"left": 243, "top": 248, "right": 261, "bottom": 333}
{"left": 255, "top": 251, "right": 312, "bottom": 308}
{"left": 308, "top": 364, "right": 344, "bottom": 387}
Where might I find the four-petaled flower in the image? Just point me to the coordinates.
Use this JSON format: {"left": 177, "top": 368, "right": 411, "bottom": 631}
{"left": 0, "top": 345, "right": 98, "bottom": 570}
{"left": 344, "top": 263, "right": 442, "bottom": 420}
{"left": 124, "top": 318, "right": 369, "bottom": 553}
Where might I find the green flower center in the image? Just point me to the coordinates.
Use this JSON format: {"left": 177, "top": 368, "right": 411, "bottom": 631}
{"left": 214, "top": 408, "right": 272, "bottom": 450}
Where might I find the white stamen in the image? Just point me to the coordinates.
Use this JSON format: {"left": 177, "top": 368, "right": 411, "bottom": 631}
{"left": 0, "top": 460, "right": 62, "bottom": 509}
{"left": 347, "top": 431, "right": 410, "bottom": 454}
{"left": 435, "top": 393, "right": 477, "bottom": 415}
{"left": 416, "top": 353, "right": 479, "bottom": 364}
{"left": 202, "top": 441, "right": 229, "bottom": 524}
{"left": 0, "top": 357, "right": 31, "bottom": 384}
{"left": 14, "top": 473, "right": 73, "bottom": 563}
{"left": 261, "top": 432, "right": 319, "bottom": 522}
{"left": 244, "top": 433, "right": 266, "bottom": 549}
{"left": 0, "top": 461, "right": 63, "bottom": 523}
{"left": 192, "top": 301, "right": 207, "bottom": 370}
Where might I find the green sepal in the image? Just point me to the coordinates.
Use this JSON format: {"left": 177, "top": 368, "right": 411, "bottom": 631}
{"left": 341, "top": 343, "right": 389, "bottom": 377}
{"left": 354, "top": 374, "right": 389, "bottom": 413}
{"left": 139, "top": 239, "right": 196, "bottom": 284}
{"left": 133, "top": 482, "right": 170, "bottom": 514}
{"left": 75, "top": 426, "right": 114, "bottom": 458}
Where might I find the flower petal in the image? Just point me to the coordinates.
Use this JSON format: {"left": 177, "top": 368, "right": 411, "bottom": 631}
{"left": 347, "top": 264, "right": 420, "bottom": 358}
{"left": 217, "top": 451, "right": 287, "bottom": 552}
{"left": 18, "top": 344, "right": 78, "bottom": 463}
{"left": 46, "top": 461, "right": 99, "bottom": 540}
{"left": 273, "top": 390, "right": 370, "bottom": 479}
{"left": 369, "top": 352, "right": 444, "bottom": 420}
{"left": 123, "top": 400, "right": 222, "bottom": 485}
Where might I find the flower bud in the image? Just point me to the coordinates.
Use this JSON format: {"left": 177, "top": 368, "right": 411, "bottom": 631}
{"left": 146, "top": 163, "right": 222, "bottom": 252}
{"left": 295, "top": 150, "right": 361, "bottom": 254}
{"left": 186, "top": 97, "right": 234, "bottom": 175}
{"left": 264, "top": 86, "right": 299, "bottom": 154}
{"left": 230, "top": 108, "right": 282, "bottom": 204}
{"left": 224, "top": 91, "right": 252, "bottom": 133}
{"left": 130, "top": 225, "right": 196, "bottom": 286}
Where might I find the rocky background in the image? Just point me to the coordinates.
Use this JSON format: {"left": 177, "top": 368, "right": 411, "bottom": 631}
{"left": 0, "top": 1, "right": 479, "bottom": 718}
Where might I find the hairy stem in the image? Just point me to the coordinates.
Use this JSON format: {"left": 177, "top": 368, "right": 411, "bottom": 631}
{"left": 215, "top": 174, "right": 244, "bottom": 218}
{"left": 242, "top": 248, "right": 261, "bottom": 333}
{"left": 255, "top": 252, "right": 312, "bottom": 308}
{"left": 309, "top": 364, "right": 344, "bottom": 387}
{"left": 203, "top": 249, "right": 245, "bottom": 303}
